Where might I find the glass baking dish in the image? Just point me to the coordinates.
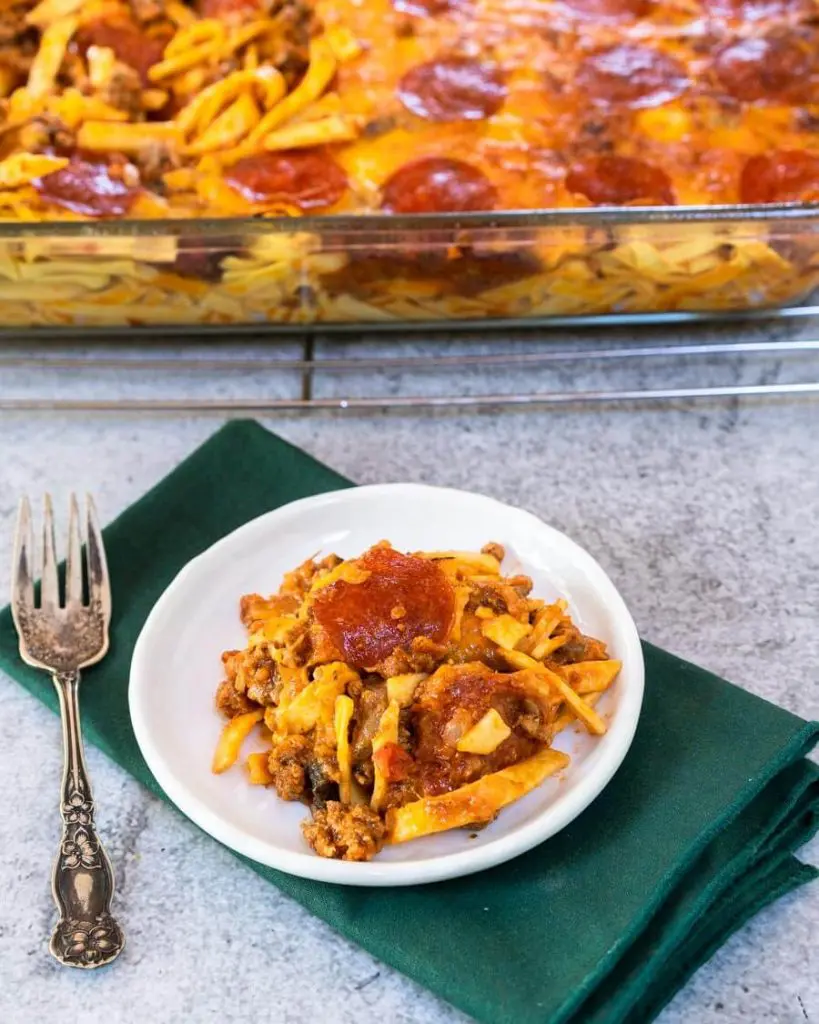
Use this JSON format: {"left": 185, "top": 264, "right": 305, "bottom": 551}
{"left": 1, "top": 203, "right": 818, "bottom": 332}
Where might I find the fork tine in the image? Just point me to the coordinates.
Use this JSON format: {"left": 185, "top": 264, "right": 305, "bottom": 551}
{"left": 85, "top": 495, "right": 111, "bottom": 621}
{"left": 65, "top": 493, "right": 83, "bottom": 606}
{"left": 11, "top": 496, "right": 35, "bottom": 616}
{"left": 41, "top": 494, "right": 60, "bottom": 611}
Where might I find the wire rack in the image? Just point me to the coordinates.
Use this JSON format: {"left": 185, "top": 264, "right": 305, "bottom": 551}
{"left": 3, "top": 309, "right": 819, "bottom": 412}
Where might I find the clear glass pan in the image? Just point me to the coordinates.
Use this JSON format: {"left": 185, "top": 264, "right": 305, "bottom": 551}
{"left": 1, "top": 203, "right": 818, "bottom": 332}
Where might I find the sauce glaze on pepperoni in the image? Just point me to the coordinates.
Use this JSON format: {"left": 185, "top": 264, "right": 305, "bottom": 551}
{"left": 33, "top": 160, "right": 140, "bottom": 217}
{"left": 398, "top": 59, "right": 506, "bottom": 122}
{"left": 740, "top": 150, "right": 819, "bottom": 203}
{"left": 713, "top": 36, "right": 814, "bottom": 103}
{"left": 78, "top": 20, "right": 170, "bottom": 83}
{"left": 575, "top": 44, "right": 689, "bottom": 108}
{"left": 311, "top": 547, "right": 455, "bottom": 671}
{"left": 381, "top": 158, "right": 497, "bottom": 213}
{"left": 566, "top": 156, "right": 675, "bottom": 205}
{"left": 225, "top": 151, "right": 348, "bottom": 209}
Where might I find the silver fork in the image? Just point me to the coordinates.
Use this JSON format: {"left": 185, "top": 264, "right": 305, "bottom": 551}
{"left": 11, "top": 495, "right": 124, "bottom": 969}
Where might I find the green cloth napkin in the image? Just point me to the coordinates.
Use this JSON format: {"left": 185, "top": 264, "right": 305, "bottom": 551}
{"left": 0, "top": 420, "right": 816, "bottom": 1024}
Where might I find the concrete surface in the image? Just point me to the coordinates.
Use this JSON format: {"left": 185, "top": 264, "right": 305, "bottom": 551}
{"left": 1, "top": 327, "right": 817, "bottom": 1024}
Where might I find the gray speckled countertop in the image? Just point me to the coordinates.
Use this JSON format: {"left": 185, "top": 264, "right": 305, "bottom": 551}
{"left": 1, "top": 328, "right": 818, "bottom": 1024}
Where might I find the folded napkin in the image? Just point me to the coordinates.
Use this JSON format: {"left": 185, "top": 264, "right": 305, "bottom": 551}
{"left": 0, "top": 420, "right": 816, "bottom": 1024}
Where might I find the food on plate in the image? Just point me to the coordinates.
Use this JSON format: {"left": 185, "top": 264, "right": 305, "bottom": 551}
{"left": 1, "top": 0, "right": 819, "bottom": 326}
{"left": 212, "top": 541, "right": 621, "bottom": 861}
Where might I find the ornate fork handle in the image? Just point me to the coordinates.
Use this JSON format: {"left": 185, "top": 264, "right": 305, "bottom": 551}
{"left": 50, "top": 669, "right": 124, "bottom": 968}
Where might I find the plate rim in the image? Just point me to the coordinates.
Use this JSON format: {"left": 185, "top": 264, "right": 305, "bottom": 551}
{"left": 129, "top": 482, "right": 645, "bottom": 886}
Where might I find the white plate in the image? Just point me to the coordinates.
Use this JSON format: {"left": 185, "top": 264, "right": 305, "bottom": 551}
{"left": 130, "top": 483, "right": 644, "bottom": 886}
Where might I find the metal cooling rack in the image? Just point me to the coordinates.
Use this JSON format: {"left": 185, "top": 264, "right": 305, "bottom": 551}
{"left": 3, "top": 313, "right": 819, "bottom": 412}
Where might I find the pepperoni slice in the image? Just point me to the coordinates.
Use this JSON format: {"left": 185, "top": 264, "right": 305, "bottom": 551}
{"left": 561, "top": 0, "right": 653, "bottom": 19}
{"left": 566, "top": 156, "right": 674, "bottom": 205}
{"left": 34, "top": 159, "right": 140, "bottom": 217}
{"left": 713, "top": 36, "right": 813, "bottom": 103}
{"left": 398, "top": 59, "right": 506, "bottom": 122}
{"left": 740, "top": 150, "right": 819, "bottom": 203}
{"left": 576, "top": 45, "right": 689, "bottom": 109}
{"left": 381, "top": 158, "right": 497, "bottom": 213}
{"left": 412, "top": 665, "right": 543, "bottom": 795}
{"left": 78, "top": 19, "right": 170, "bottom": 84}
{"left": 225, "top": 151, "right": 347, "bottom": 209}
{"left": 311, "top": 547, "right": 455, "bottom": 672}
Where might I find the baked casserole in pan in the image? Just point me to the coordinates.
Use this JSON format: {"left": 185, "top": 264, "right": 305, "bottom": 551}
{"left": 0, "top": 0, "right": 818, "bottom": 327}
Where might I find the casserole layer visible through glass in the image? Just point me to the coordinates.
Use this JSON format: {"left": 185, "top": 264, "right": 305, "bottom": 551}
{"left": 1, "top": 205, "right": 817, "bottom": 330}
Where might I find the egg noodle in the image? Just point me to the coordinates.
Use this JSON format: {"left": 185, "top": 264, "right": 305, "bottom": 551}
{"left": 0, "top": 0, "right": 818, "bottom": 326}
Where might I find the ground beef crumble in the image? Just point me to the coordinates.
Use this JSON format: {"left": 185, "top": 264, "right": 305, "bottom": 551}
{"left": 268, "top": 734, "right": 311, "bottom": 801}
{"left": 301, "top": 801, "right": 386, "bottom": 861}
{"left": 215, "top": 678, "right": 257, "bottom": 718}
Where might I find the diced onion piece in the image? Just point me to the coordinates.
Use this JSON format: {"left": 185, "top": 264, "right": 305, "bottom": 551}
{"left": 456, "top": 708, "right": 511, "bottom": 754}
{"left": 212, "top": 709, "right": 263, "bottom": 773}
{"left": 502, "top": 649, "right": 607, "bottom": 735}
{"left": 246, "top": 751, "right": 274, "bottom": 785}
{"left": 334, "top": 694, "right": 355, "bottom": 803}
{"left": 560, "top": 659, "right": 622, "bottom": 695}
{"left": 370, "top": 699, "right": 400, "bottom": 811}
{"left": 481, "top": 613, "right": 532, "bottom": 651}
{"left": 386, "top": 749, "right": 569, "bottom": 844}
{"left": 386, "top": 673, "right": 426, "bottom": 707}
